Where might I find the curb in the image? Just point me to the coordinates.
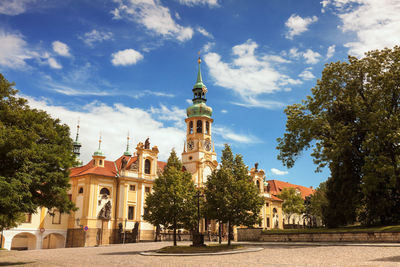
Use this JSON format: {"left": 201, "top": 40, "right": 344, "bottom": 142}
{"left": 140, "top": 247, "right": 263, "bottom": 256}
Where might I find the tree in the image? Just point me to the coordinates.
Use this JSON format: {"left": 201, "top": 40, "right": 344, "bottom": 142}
{"left": 279, "top": 188, "right": 304, "bottom": 224}
{"left": 277, "top": 46, "right": 400, "bottom": 226}
{"left": 0, "top": 74, "right": 76, "bottom": 230}
{"left": 205, "top": 144, "right": 264, "bottom": 245}
{"left": 143, "top": 150, "right": 197, "bottom": 246}
{"left": 309, "top": 182, "right": 328, "bottom": 226}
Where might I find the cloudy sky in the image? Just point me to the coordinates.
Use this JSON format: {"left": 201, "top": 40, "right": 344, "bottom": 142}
{"left": 1, "top": 0, "right": 400, "bottom": 188}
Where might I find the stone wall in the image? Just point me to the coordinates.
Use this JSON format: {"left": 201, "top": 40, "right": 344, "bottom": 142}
{"left": 237, "top": 228, "right": 400, "bottom": 243}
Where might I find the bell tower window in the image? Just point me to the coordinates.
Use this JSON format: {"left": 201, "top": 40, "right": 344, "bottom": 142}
{"left": 197, "top": 120, "right": 203, "bottom": 133}
{"left": 145, "top": 159, "right": 151, "bottom": 174}
{"left": 189, "top": 121, "right": 193, "bottom": 134}
{"left": 206, "top": 121, "right": 210, "bottom": 134}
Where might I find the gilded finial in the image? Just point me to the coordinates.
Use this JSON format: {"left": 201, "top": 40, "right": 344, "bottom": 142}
{"left": 198, "top": 51, "right": 201, "bottom": 64}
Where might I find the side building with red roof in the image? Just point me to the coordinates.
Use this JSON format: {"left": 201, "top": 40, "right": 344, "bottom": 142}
{"left": 66, "top": 138, "right": 167, "bottom": 247}
{"left": 266, "top": 179, "right": 321, "bottom": 228}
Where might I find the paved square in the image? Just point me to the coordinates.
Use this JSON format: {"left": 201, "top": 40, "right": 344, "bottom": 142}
{"left": 1, "top": 242, "right": 400, "bottom": 266}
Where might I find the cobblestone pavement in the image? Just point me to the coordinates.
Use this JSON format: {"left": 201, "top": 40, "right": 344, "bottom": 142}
{"left": 1, "top": 241, "right": 400, "bottom": 267}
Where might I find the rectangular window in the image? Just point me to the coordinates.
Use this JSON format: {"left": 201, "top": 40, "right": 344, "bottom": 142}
{"left": 145, "top": 187, "right": 150, "bottom": 193}
{"left": 24, "top": 213, "right": 32, "bottom": 223}
{"left": 128, "top": 206, "right": 135, "bottom": 220}
{"left": 129, "top": 185, "right": 136, "bottom": 191}
{"left": 266, "top": 203, "right": 269, "bottom": 207}
{"left": 52, "top": 210, "right": 61, "bottom": 224}
{"left": 267, "top": 217, "right": 270, "bottom": 228}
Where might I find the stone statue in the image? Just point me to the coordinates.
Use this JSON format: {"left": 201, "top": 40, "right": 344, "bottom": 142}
{"left": 98, "top": 201, "right": 112, "bottom": 220}
{"left": 255, "top": 162, "right": 259, "bottom": 170}
{"left": 144, "top": 138, "right": 150, "bottom": 149}
{"left": 121, "top": 157, "right": 127, "bottom": 169}
{"left": 132, "top": 222, "right": 140, "bottom": 243}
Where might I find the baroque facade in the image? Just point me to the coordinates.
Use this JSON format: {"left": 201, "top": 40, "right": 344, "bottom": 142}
{"left": 1, "top": 58, "right": 284, "bottom": 250}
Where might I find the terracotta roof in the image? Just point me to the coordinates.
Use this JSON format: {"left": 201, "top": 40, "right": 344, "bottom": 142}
{"left": 266, "top": 179, "right": 314, "bottom": 199}
{"left": 157, "top": 161, "right": 167, "bottom": 170}
{"left": 70, "top": 159, "right": 118, "bottom": 178}
{"left": 70, "top": 155, "right": 167, "bottom": 178}
{"left": 270, "top": 195, "right": 283, "bottom": 202}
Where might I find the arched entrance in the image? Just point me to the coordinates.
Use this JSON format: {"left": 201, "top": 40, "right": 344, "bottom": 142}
{"left": 273, "top": 208, "right": 279, "bottom": 229}
{"left": 42, "top": 233, "right": 65, "bottom": 249}
{"left": 11, "top": 232, "right": 36, "bottom": 250}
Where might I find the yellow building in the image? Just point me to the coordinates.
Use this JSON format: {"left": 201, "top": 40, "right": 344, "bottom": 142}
{"left": 1, "top": 58, "right": 283, "bottom": 250}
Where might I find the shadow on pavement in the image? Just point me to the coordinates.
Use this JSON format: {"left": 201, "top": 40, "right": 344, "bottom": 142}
{"left": 99, "top": 250, "right": 157, "bottom": 256}
{"left": 0, "top": 261, "right": 35, "bottom": 266}
{"left": 372, "top": 256, "right": 400, "bottom": 262}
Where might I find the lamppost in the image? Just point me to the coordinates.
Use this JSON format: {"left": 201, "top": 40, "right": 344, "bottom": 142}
{"left": 193, "top": 189, "right": 205, "bottom": 246}
{"left": 123, "top": 218, "right": 127, "bottom": 244}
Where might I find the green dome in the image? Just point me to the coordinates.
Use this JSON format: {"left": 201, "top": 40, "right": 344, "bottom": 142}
{"left": 187, "top": 102, "right": 212, "bottom": 118}
{"left": 93, "top": 149, "right": 105, "bottom": 156}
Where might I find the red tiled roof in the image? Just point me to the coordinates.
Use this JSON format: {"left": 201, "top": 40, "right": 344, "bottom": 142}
{"left": 70, "top": 159, "right": 117, "bottom": 178}
{"left": 270, "top": 195, "right": 283, "bottom": 202}
{"left": 124, "top": 156, "right": 138, "bottom": 169}
{"left": 157, "top": 161, "right": 167, "bottom": 170}
{"left": 266, "top": 179, "right": 314, "bottom": 199}
{"left": 70, "top": 155, "right": 167, "bottom": 178}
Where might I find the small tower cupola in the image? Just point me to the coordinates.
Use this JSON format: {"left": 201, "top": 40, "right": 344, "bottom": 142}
{"left": 124, "top": 132, "right": 132, "bottom": 156}
{"left": 93, "top": 135, "right": 105, "bottom": 167}
{"left": 186, "top": 56, "right": 213, "bottom": 118}
{"left": 73, "top": 121, "right": 82, "bottom": 166}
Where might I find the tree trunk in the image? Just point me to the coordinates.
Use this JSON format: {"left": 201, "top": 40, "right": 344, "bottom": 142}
{"left": 227, "top": 220, "right": 231, "bottom": 246}
{"left": 218, "top": 222, "right": 222, "bottom": 244}
{"left": 173, "top": 218, "right": 177, "bottom": 246}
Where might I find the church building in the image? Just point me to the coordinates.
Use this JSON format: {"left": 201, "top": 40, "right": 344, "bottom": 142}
{"left": 0, "top": 58, "right": 283, "bottom": 250}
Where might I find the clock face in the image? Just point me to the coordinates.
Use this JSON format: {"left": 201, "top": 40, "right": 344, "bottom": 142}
{"left": 204, "top": 140, "right": 212, "bottom": 151}
{"left": 187, "top": 140, "right": 194, "bottom": 151}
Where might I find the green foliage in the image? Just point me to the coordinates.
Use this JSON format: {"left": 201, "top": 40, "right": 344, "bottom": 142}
{"left": 143, "top": 150, "right": 197, "bottom": 246}
{"left": 0, "top": 73, "right": 76, "bottom": 230}
{"left": 279, "top": 188, "right": 304, "bottom": 223}
{"left": 277, "top": 46, "right": 400, "bottom": 226}
{"left": 205, "top": 144, "right": 264, "bottom": 244}
{"left": 308, "top": 182, "right": 328, "bottom": 224}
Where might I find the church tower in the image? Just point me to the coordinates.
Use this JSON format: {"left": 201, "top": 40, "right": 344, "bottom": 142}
{"left": 182, "top": 57, "right": 218, "bottom": 187}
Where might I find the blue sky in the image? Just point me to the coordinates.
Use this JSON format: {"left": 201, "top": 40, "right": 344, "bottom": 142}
{"left": 1, "top": 0, "right": 400, "bottom": 188}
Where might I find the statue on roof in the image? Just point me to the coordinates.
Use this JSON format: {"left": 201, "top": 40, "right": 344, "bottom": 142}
{"left": 144, "top": 138, "right": 150, "bottom": 149}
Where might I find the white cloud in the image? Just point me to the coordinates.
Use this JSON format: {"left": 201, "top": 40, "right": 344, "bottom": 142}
{"left": 288, "top": 47, "right": 301, "bottom": 59}
{"left": 52, "top": 41, "right": 71, "bottom": 57}
{"left": 25, "top": 96, "right": 186, "bottom": 162}
{"left": 202, "top": 42, "right": 215, "bottom": 53}
{"left": 177, "top": 0, "right": 219, "bottom": 7}
{"left": 326, "top": 0, "right": 400, "bottom": 57}
{"left": 221, "top": 109, "right": 227, "bottom": 113}
{"left": 112, "top": 0, "right": 194, "bottom": 42}
{"left": 150, "top": 104, "right": 186, "bottom": 128}
{"left": 0, "top": 0, "right": 36, "bottom": 15}
{"left": 47, "top": 57, "right": 62, "bottom": 69}
{"left": 285, "top": 14, "right": 318, "bottom": 39}
{"left": 299, "top": 67, "right": 315, "bottom": 80}
{"left": 197, "top": 26, "right": 213, "bottom": 38}
{"left": 204, "top": 39, "right": 301, "bottom": 108}
{"left": 271, "top": 168, "right": 288, "bottom": 175}
{"left": 326, "top": 45, "right": 336, "bottom": 59}
{"left": 213, "top": 126, "right": 260, "bottom": 144}
{"left": 0, "top": 30, "right": 34, "bottom": 69}
{"left": 186, "top": 99, "right": 193, "bottom": 105}
{"left": 303, "top": 49, "right": 321, "bottom": 64}
{"left": 79, "top": 30, "right": 113, "bottom": 47}
{"left": 111, "top": 49, "right": 144, "bottom": 66}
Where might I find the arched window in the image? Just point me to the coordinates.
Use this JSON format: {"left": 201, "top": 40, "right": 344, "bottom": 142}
{"left": 145, "top": 159, "right": 151, "bottom": 174}
{"left": 206, "top": 121, "right": 210, "bottom": 134}
{"left": 100, "top": 188, "right": 110, "bottom": 195}
{"left": 196, "top": 120, "right": 202, "bottom": 133}
{"left": 256, "top": 180, "right": 260, "bottom": 192}
{"left": 99, "top": 160, "right": 103, "bottom": 165}
{"left": 78, "top": 187, "right": 83, "bottom": 194}
{"left": 189, "top": 121, "right": 193, "bottom": 134}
